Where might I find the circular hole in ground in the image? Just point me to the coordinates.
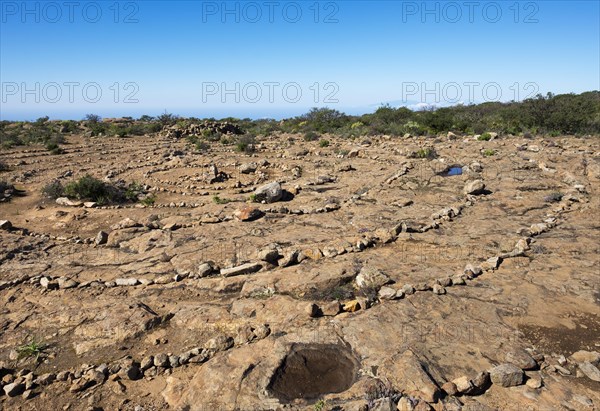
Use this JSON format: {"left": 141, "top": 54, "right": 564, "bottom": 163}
{"left": 267, "top": 343, "right": 359, "bottom": 403}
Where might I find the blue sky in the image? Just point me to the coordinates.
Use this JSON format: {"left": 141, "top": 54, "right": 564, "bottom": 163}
{"left": 1, "top": 0, "right": 599, "bottom": 120}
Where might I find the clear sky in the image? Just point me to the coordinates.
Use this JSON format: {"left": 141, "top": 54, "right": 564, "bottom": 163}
{"left": 1, "top": 0, "right": 599, "bottom": 120}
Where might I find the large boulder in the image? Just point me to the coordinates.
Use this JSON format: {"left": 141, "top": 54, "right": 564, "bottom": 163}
{"left": 489, "top": 363, "right": 524, "bottom": 387}
{"left": 254, "top": 182, "right": 282, "bottom": 203}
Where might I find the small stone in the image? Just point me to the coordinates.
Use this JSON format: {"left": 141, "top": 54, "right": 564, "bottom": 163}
{"left": 168, "top": 355, "right": 180, "bottom": 368}
{"left": 56, "top": 371, "right": 70, "bottom": 381}
{"left": 554, "top": 364, "right": 571, "bottom": 375}
{"left": 402, "top": 284, "right": 415, "bottom": 295}
{"left": 0, "top": 220, "right": 12, "bottom": 230}
{"left": 86, "top": 369, "right": 106, "bottom": 385}
{"left": 437, "top": 277, "right": 452, "bottom": 287}
{"left": 220, "top": 262, "right": 262, "bottom": 277}
{"left": 489, "top": 363, "right": 524, "bottom": 387}
{"left": 153, "top": 353, "right": 170, "bottom": 368}
{"left": 254, "top": 182, "right": 283, "bottom": 203}
{"left": 343, "top": 300, "right": 361, "bottom": 312}
{"left": 463, "top": 264, "right": 482, "bottom": 277}
{"left": 110, "top": 218, "right": 140, "bottom": 230}
{"left": 432, "top": 284, "right": 446, "bottom": 295}
{"left": 481, "top": 256, "right": 501, "bottom": 271}
{"left": 321, "top": 301, "right": 341, "bottom": 316}
{"left": 234, "top": 206, "right": 263, "bottom": 222}
{"left": 40, "top": 277, "right": 58, "bottom": 290}
{"left": 578, "top": 361, "right": 600, "bottom": 382}
{"left": 471, "top": 371, "right": 490, "bottom": 390}
{"left": 69, "top": 378, "right": 94, "bottom": 393}
{"left": 571, "top": 350, "right": 600, "bottom": 366}
{"left": 252, "top": 324, "right": 270, "bottom": 339}
{"left": 58, "top": 277, "right": 79, "bottom": 289}
{"left": 22, "top": 389, "right": 34, "bottom": 400}
{"left": 197, "top": 262, "right": 215, "bottom": 277}
{"left": 306, "top": 303, "right": 321, "bottom": 318}
{"left": 463, "top": 180, "right": 486, "bottom": 195}
{"left": 3, "top": 382, "right": 25, "bottom": 397}
{"left": 451, "top": 276, "right": 466, "bottom": 285}
{"left": 35, "top": 373, "right": 56, "bottom": 386}
{"left": 277, "top": 249, "right": 299, "bottom": 267}
{"left": 355, "top": 266, "right": 392, "bottom": 289}
{"left": 140, "top": 356, "right": 154, "bottom": 371}
{"left": 452, "top": 376, "right": 473, "bottom": 394}
{"left": 525, "top": 372, "right": 542, "bottom": 389}
{"left": 298, "top": 247, "right": 323, "bottom": 261}
{"left": 239, "top": 162, "right": 258, "bottom": 174}
{"left": 256, "top": 247, "right": 280, "bottom": 264}
{"left": 558, "top": 354, "right": 567, "bottom": 366}
{"left": 378, "top": 286, "right": 397, "bottom": 300}
{"left": 442, "top": 381, "right": 458, "bottom": 396}
{"left": 95, "top": 231, "right": 108, "bottom": 245}
{"left": 205, "top": 335, "right": 234, "bottom": 352}
{"left": 115, "top": 278, "right": 139, "bottom": 286}
{"left": 505, "top": 349, "right": 537, "bottom": 370}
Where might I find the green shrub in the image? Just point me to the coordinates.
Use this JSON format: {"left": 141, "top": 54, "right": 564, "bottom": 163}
{"left": 64, "top": 175, "right": 111, "bottom": 202}
{"left": 124, "top": 181, "right": 144, "bottom": 202}
{"left": 236, "top": 134, "right": 256, "bottom": 153}
{"left": 482, "top": 149, "right": 495, "bottom": 157}
{"left": 45, "top": 141, "right": 63, "bottom": 154}
{"left": 319, "top": 139, "right": 330, "bottom": 147}
{"left": 412, "top": 147, "right": 437, "bottom": 159}
{"left": 42, "top": 180, "right": 65, "bottom": 199}
{"left": 140, "top": 194, "right": 156, "bottom": 206}
{"left": 477, "top": 132, "right": 492, "bottom": 141}
{"left": 195, "top": 141, "right": 210, "bottom": 152}
{"left": 304, "top": 131, "right": 319, "bottom": 141}
{"left": 213, "top": 195, "right": 232, "bottom": 204}
{"left": 16, "top": 337, "right": 48, "bottom": 362}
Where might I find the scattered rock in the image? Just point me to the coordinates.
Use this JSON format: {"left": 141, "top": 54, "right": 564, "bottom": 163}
{"left": 154, "top": 353, "right": 170, "bottom": 368}
{"left": 432, "top": 284, "right": 446, "bottom": 295}
{"left": 3, "top": 382, "right": 25, "bottom": 397}
{"left": 463, "top": 180, "right": 486, "bottom": 195}
{"left": 0, "top": 220, "right": 12, "bottom": 230}
{"left": 56, "top": 197, "right": 83, "bottom": 207}
{"left": 570, "top": 350, "right": 600, "bottom": 366}
{"left": 578, "top": 361, "right": 600, "bottom": 382}
{"left": 221, "top": 262, "right": 262, "bottom": 277}
{"left": 58, "top": 277, "right": 79, "bottom": 289}
{"left": 234, "top": 206, "right": 263, "bottom": 222}
{"left": 306, "top": 303, "right": 321, "bottom": 318}
{"left": 115, "top": 278, "right": 139, "bottom": 286}
{"left": 442, "top": 381, "right": 458, "bottom": 396}
{"left": 197, "top": 262, "right": 216, "bottom": 277}
{"left": 525, "top": 372, "right": 543, "bottom": 389}
{"left": 205, "top": 335, "right": 234, "bottom": 352}
{"left": 95, "top": 231, "right": 108, "bottom": 245}
{"left": 489, "top": 363, "right": 524, "bottom": 387}
{"left": 355, "top": 266, "right": 392, "bottom": 289}
{"left": 343, "top": 300, "right": 361, "bottom": 312}
{"left": 239, "top": 162, "right": 258, "bottom": 174}
{"left": 253, "top": 182, "right": 282, "bottom": 203}
{"left": 378, "top": 286, "right": 397, "bottom": 300}
{"left": 505, "top": 349, "right": 537, "bottom": 370}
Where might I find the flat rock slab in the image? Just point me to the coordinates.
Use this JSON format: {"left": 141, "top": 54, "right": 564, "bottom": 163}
{"left": 220, "top": 262, "right": 263, "bottom": 277}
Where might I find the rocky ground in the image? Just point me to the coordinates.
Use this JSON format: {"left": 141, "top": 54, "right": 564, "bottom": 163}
{"left": 0, "top": 131, "right": 599, "bottom": 411}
